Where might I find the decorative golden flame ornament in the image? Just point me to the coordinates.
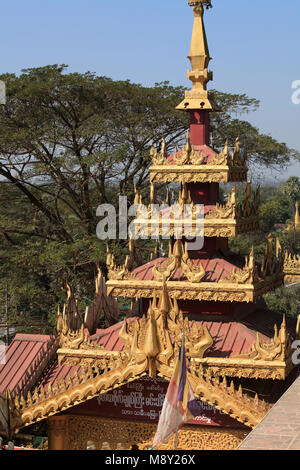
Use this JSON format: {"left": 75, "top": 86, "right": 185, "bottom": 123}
{"left": 188, "top": 0, "right": 213, "bottom": 9}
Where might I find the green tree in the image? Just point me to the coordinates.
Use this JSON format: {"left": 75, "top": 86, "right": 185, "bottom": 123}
{"left": 280, "top": 177, "right": 300, "bottom": 213}
{"left": 278, "top": 227, "right": 300, "bottom": 256}
{"left": 263, "top": 285, "right": 300, "bottom": 317}
{"left": 259, "top": 194, "right": 291, "bottom": 233}
{"left": 210, "top": 91, "right": 299, "bottom": 171}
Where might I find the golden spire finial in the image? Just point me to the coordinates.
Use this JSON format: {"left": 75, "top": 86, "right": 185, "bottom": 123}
{"left": 57, "top": 304, "right": 64, "bottom": 334}
{"left": 296, "top": 314, "right": 300, "bottom": 340}
{"left": 134, "top": 185, "right": 139, "bottom": 205}
{"left": 150, "top": 182, "right": 155, "bottom": 204}
{"left": 280, "top": 315, "right": 287, "bottom": 344}
{"left": 276, "top": 237, "right": 281, "bottom": 257}
{"left": 223, "top": 139, "right": 229, "bottom": 156}
{"left": 143, "top": 313, "right": 160, "bottom": 378}
{"left": 295, "top": 201, "right": 300, "bottom": 230}
{"left": 177, "top": 0, "right": 213, "bottom": 111}
{"left": 106, "top": 243, "right": 112, "bottom": 268}
{"left": 158, "top": 278, "right": 171, "bottom": 315}
{"left": 188, "top": 2, "right": 211, "bottom": 83}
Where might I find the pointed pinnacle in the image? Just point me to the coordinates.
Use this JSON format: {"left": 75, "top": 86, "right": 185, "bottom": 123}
{"left": 223, "top": 139, "right": 229, "bottom": 156}
{"left": 158, "top": 279, "right": 171, "bottom": 314}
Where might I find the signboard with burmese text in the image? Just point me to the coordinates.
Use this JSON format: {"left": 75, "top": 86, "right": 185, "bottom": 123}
{"left": 70, "top": 377, "right": 246, "bottom": 429}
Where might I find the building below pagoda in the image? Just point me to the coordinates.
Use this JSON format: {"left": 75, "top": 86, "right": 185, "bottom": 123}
{"left": 0, "top": 268, "right": 299, "bottom": 450}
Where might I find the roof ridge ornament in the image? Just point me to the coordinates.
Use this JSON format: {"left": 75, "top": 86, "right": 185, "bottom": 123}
{"left": 188, "top": 0, "right": 212, "bottom": 9}
{"left": 152, "top": 240, "right": 206, "bottom": 283}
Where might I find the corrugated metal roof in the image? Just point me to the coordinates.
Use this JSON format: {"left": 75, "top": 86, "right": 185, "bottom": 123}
{"left": 132, "top": 253, "right": 247, "bottom": 283}
{"left": 0, "top": 334, "right": 56, "bottom": 394}
{"left": 89, "top": 309, "right": 290, "bottom": 359}
{"left": 92, "top": 322, "right": 125, "bottom": 352}
{"left": 38, "top": 362, "right": 82, "bottom": 390}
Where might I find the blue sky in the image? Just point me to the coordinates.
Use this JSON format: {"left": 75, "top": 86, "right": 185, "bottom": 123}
{"left": 1, "top": 0, "right": 299, "bottom": 181}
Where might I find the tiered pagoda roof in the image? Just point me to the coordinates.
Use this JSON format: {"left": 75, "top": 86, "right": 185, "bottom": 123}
{"left": 106, "top": 238, "right": 283, "bottom": 303}
{"left": 0, "top": 0, "right": 298, "bottom": 447}
{"left": 149, "top": 137, "right": 248, "bottom": 184}
{"left": 134, "top": 142, "right": 260, "bottom": 238}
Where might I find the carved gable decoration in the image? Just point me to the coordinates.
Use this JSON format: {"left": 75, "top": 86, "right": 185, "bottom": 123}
{"left": 152, "top": 240, "right": 206, "bottom": 283}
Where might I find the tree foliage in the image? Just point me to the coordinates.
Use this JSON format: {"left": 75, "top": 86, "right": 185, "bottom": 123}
{"left": 280, "top": 177, "right": 300, "bottom": 212}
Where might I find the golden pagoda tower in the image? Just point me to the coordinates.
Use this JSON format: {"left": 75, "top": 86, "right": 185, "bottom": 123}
{"left": 2, "top": 0, "right": 299, "bottom": 452}
{"left": 282, "top": 201, "right": 300, "bottom": 283}
{"left": 105, "top": 0, "right": 294, "bottom": 404}
{"left": 106, "top": 0, "right": 283, "bottom": 309}
{"left": 286, "top": 201, "right": 300, "bottom": 232}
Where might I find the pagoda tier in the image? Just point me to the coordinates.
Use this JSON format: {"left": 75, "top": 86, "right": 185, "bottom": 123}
{"left": 133, "top": 179, "right": 260, "bottom": 238}
{"left": 106, "top": 239, "right": 283, "bottom": 304}
{"left": 149, "top": 135, "right": 248, "bottom": 184}
{"left": 283, "top": 251, "right": 300, "bottom": 284}
{"left": 282, "top": 205, "right": 300, "bottom": 284}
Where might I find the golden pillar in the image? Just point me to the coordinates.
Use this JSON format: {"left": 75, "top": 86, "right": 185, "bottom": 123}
{"left": 48, "top": 415, "right": 69, "bottom": 450}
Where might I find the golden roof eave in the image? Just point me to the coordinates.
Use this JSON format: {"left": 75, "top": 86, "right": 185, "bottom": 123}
{"left": 106, "top": 276, "right": 283, "bottom": 304}
{"left": 149, "top": 164, "right": 248, "bottom": 184}
{"left": 106, "top": 238, "right": 284, "bottom": 302}
{"left": 191, "top": 357, "right": 293, "bottom": 381}
{"left": 132, "top": 216, "right": 260, "bottom": 238}
{"left": 284, "top": 274, "right": 300, "bottom": 284}
{"left": 56, "top": 347, "right": 122, "bottom": 366}
{"left": 132, "top": 181, "right": 260, "bottom": 238}
{"left": 9, "top": 369, "right": 149, "bottom": 431}
{"left": 56, "top": 342, "right": 293, "bottom": 381}
{"left": 8, "top": 360, "right": 269, "bottom": 431}
{"left": 284, "top": 253, "right": 300, "bottom": 276}
{"left": 149, "top": 136, "right": 248, "bottom": 184}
